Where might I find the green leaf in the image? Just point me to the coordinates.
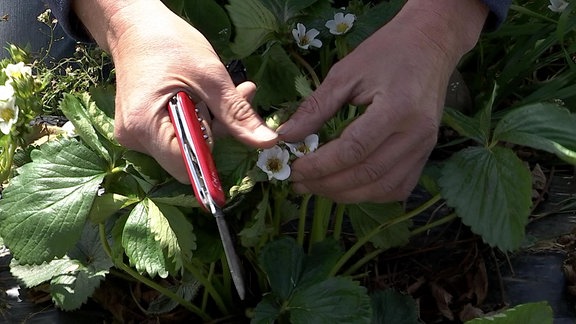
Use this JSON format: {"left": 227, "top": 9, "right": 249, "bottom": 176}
{"left": 295, "top": 74, "right": 313, "bottom": 97}
{"left": 213, "top": 137, "right": 258, "bottom": 189}
{"left": 261, "top": 0, "right": 319, "bottom": 23}
{"left": 238, "top": 189, "right": 272, "bottom": 247}
{"left": 227, "top": 0, "right": 279, "bottom": 58}
{"left": 370, "top": 289, "right": 419, "bottom": 324}
{"left": 255, "top": 238, "right": 371, "bottom": 324}
{"left": 246, "top": 43, "right": 301, "bottom": 107}
{"left": 83, "top": 90, "right": 118, "bottom": 145}
{"left": 88, "top": 193, "right": 139, "bottom": 224}
{"left": 183, "top": 0, "right": 232, "bottom": 56}
{"left": 60, "top": 93, "right": 111, "bottom": 161}
{"left": 300, "top": 239, "right": 343, "bottom": 286}
{"left": 259, "top": 236, "right": 305, "bottom": 300}
{"left": 442, "top": 107, "right": 487, "bottom": 145}
{"left": 149, "top": 181, "right": 198, "bottom": 208}
{"left": 345, "top": 0, "right": 406, "bottom": 49}
{"left": 466, "top": 301, "right": 553, "bottom": 324}
{"left": 439, "top": 146, "right": 532, "bottom": 251}
{"left": 252, "top": 295, "right": 283, "bottom": 324}
{"left": 493, "top": 103, "right": 576, "bottom": 164}
{"left": 12, "top": 223, "right": 114, "bottom": 311}
{"left": 289, "top": 277, "right": 372, "bottom": 324}
{"left": 346, "top": 203, "right": 410, "bottom": 249}
{"left": 147, "top": 274, "right": 201, "bottom": 314}
{"left": 0, "top": 139, "right": 108, "bottom": 264}
{"left": 10, "top": 258, "right": 81, "bottom": 288}
{"left": 50, "top": 222, "right": 114, "bottom": 310}
{"left": 122, "top": 199, "right": 195, "bottom": 277}
{"left": 124, "top": 150, "right": 168, "bottom": 185}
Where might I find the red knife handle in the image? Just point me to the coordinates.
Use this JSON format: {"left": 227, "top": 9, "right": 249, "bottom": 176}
{"left": 170, "top": 92, "right": 226, "bottom": 209}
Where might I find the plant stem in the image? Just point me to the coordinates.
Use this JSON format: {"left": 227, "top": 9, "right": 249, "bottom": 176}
{"left": 409, "top": 212, "right": 457, "bottom": 237}
{"left": 289, "top": 48, "right": 321, "bottom": 88}
{"left": 509, "top": 4, "right": 558, "bottom": 24}
{"left": 343, "top": 211, "right": 457, "bottom": 275}
{"left": 98, "top": 224, "right": 211, "bottom": 321}
{"left": 332, "top": 203, "right": 346, "bottom": 241}
{"left": 309, "top": 196, "right": 333, "bottom": 251}
{"left": 272, "top": 188, "right": 287, "bottom": 237}
{"left": 329, "top": 194, "right": 442, "bottom": 277}
{"left": 297, "top": 194, "right": 312, "bottom": 246}
{"left": 184, "top": 261, "right": 229, "bottom": 315}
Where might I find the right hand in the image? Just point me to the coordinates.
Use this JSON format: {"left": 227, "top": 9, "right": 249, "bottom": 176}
{"left": 75, "top": 0, "right": 278, "bottom": 182}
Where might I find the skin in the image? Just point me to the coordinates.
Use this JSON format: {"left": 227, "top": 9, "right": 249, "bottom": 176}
{"left": 278, "top": 0, "right": 489, "bottom": 203}
{"left": 72, "top": 0, "right": 488, "bottom": 203}
{"left": 72, "top": 0, "right": 278, "bottom": 183}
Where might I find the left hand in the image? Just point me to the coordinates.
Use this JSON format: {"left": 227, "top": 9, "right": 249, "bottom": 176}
{"left": 277, "top": 0, "right": 488, "bottom": 203}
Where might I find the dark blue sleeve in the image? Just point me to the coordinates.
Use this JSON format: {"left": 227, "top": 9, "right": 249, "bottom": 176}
{"left": 47, "top": 0, "right": 512, "bottom": 41}
{"left": 482, "top": 0, "right": 512, "bottom": 30}
{"left": 45, "top": 0, "right": 91, "bottom": 42}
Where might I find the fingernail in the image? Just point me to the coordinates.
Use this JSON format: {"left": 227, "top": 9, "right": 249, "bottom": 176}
{"left": 276, "top": 120, "right": 294, "bottom": 135}
{"left": 254, "top": 124, "right": 278, "bottom": 141}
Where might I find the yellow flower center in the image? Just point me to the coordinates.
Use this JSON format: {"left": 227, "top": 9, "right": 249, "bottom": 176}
{"left": 266, "top": 157, "right": 283, "bottom": 172}
{"left": 0, "top": 107, "right": 14, "bottom": 122}
{"left": 297, "top": 143, "right": 309, "bottom": 154}
{"left": 336, "top": 23, "right": 349, "bottom": 34}
{"left": 300, "top": 36, "right": 310, "bottom": 45}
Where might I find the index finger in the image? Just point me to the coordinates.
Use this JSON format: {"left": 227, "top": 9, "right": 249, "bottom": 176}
{"left": 289, "top": 102, "right": 397, "bottom": 182}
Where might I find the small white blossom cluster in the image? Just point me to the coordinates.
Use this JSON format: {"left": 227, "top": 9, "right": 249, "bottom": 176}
{"left": 256, "top": 134, "right": 319, "bottom": 181}
{"left": 292, "top": 12, "right": 356, "bottom": 50}
{"left": 0, "top": 63, "right": 31, "bottom": 135}
{"left": 549, "top": 0, "right": 569, "bottom": 12}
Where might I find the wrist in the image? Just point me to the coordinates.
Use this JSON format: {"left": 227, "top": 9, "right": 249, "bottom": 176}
{"left": 72, "top": 0, "right": 170, "bottom": 55}
{"left": 396, "top": 0, "right": 489, "bottom": 63}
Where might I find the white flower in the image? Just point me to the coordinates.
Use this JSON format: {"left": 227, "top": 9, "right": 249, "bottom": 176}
{"left": 285, "top": 134, "right": 319, "bottom": 157}
{"left": 256, "top": 145, "right": 291, "bottom": 181}
{"left": 292, "top": 23, "right": 322, "bottom": 50}
{"left": 61, "top": 121, "right": 78, "bottom": 138}
{"left": 325, "top": 12, "right": 355, "bottom": 35}
{"left": 0, "top": 84, "right": 19, "bottom": 135}
{"left": 3, "top": 62, "right": 32, "bottom": 81}
{"left": 548, "top": 0, "right": 569, "bottom": 12}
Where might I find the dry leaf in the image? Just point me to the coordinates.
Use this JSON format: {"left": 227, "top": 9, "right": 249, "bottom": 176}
{"left": 459, "top": 303, "right": 484, "bottom": 322}
{"left": 430, "top": 281, "right": 454, "bottom": 320}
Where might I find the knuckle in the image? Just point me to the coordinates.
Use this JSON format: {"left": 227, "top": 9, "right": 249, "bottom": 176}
{"left": 337, "top": 133, "right": 369, "bottom": 166}
{"left": 299, "top": 94, "right": 323, "bottom": 116}
{"left": 228, "top": 99, "right": 255, "bottom": 123}
{"left": 353, "top": 162, "right": 385, "bottom": 184}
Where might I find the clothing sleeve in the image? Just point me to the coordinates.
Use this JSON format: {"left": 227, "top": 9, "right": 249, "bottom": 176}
{"left": 45, "top": 0, "right": 92, "bottom": 42}
{"left": 48, "top": 0, "right": 512, "bottom": 42}
{"left": 481, "top": 0, "right": 512, "bottom": 30}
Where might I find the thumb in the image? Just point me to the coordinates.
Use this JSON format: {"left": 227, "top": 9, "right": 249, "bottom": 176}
{"left": 203, "top": 77, "right": 277, "bottom": 148}
{"left": 278, "top": 77, "right": 349, "bottom": 142}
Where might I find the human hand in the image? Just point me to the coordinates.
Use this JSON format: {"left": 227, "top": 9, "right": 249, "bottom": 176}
{"left": 73, "top": 0, "right": 278, "bottom": 182}
{"left": 278, "top": 0, "right": 488, "bottom": 203}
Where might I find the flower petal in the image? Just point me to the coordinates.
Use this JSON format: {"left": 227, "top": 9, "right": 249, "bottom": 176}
{"left": 343, "top": 13, "right": 356, "bottom": 25}
{"left": 273, "top": 164, "right": 291, "bottom": 180}
{"left": 297, "top": 23, "right": 306, "bottom": 36}
{"left": 310, "top": 39, "right": 322, "bottom": 49}
{"left": 306, "top": 28, "right": 320, "bottom": 39}
{"left": 334, "top": 12, "right": 344, "bottom": 22}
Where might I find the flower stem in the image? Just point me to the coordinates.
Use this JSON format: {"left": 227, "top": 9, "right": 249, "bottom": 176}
{"left": 184, "top": 260, "right": 229, "bottom": 315}
{"left": 329, "top": 194, "right": 442, "bottom": 277}
{"left": 309, "top": 196, "right": 333, "bottom": 251}
{"left": 297, "top": 194, "right": 312, "bottom": 247}
{"left": 289, "top": 48, "right": 321, "bottom": 88}
{"left": 410, "top": 212, "right": 458, "bottom": 237}
{"left": 332, "top": 203, "right": 346, "bottom": 241}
